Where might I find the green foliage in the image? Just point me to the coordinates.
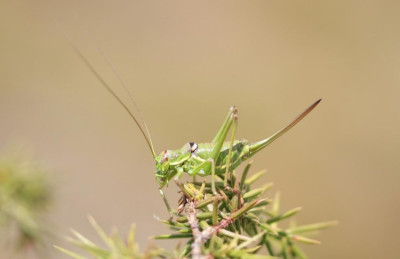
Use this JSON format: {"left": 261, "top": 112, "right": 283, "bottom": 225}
{"left": 55, "top": 216, "right": 164, "bottom": 259}
{"left": 155, "top": 162, "right": 337, "bottom": 258}
{"left": 0, "top": 153, "right": 52, "bottom": 250}
{"left": 58, "top": 162, "right": 336, "bottom": 259}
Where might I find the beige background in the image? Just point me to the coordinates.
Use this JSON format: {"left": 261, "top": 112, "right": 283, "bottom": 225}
{"left": 1, "top": 0, "right": 399, "bottom": 258}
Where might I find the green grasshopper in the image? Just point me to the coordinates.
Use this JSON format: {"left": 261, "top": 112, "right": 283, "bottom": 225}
{"left": 66, "top": 35, "right": 320, "bottom": 214}
{"left": 154, "top": 100, "right": 320, "bottom": 188}
{"left": 153, "top": 100, "right": 320, "bottom": 213}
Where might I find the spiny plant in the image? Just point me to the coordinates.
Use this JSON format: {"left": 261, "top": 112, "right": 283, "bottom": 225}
{"left": 55, "top": 216, "right": 164, "bottom": 259}
{"left": 57, "top": 161, "right": 336, "bottom": 259}
{"left": 155, "top": 162, "right": 337, "bottom": 258}
{"left": 0, "top": 151, "right": 52, "bottom": 253}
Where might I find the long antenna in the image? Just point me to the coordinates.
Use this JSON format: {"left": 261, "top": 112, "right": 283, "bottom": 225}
{"left": 56, "top": 21, "right": 157, "bottom": 158}
{"left": 77, "top": 19, "right": 156, "bottom": 158}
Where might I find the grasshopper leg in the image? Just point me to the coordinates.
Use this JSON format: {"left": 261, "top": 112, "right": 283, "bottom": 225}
{"left": 158, "top": 167, "right": 184, "bottom": 216}
{"left": 212, "top": 106, "right": 237, "bottom": 143}
{"left": 209, "top": 107, "right": 238, "bottom": 161}
{"left": 190, "top": 158, "right": 218, "bottom": 195}
{"left": 224, "top": 113, "right": 238, "bottom": 186}
{"left": 204, "top": 106, "right": 239, "bottom": 189}
{"left": 159, "top": 189, "right": 174, "bottom": 216}
{"left": 174, "top": 167, "right": 184, "bottom": 181}
{"left": 209, "top": 158, "right": 217, "bottom": 195}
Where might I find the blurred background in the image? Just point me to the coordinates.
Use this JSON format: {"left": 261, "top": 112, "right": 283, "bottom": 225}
{"left": 1, "top": 0, "right": 399, "bottom": 258}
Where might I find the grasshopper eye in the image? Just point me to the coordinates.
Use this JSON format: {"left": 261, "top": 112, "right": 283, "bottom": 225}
{"left": 189, "top": 142, "right": 198, "bottom": 153}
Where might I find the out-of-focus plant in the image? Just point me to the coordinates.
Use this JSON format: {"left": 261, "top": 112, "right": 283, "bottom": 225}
{"left": 0, "top": 152, "right": 52, "bottom": 252}
{"left": 55, "top": 216, "right": 164, "bottom": 259}
{"left": 57, "top": 161, "right": 336, "bottom": 259}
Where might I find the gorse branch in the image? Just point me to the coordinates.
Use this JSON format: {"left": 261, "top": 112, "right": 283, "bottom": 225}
{"left": 58, "top": 161, "right": 336, "bottom": 258}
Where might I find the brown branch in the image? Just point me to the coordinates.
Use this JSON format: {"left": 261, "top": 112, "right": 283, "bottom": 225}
{"left": 187, "top": 200, "right": 204, "bottom": 259}
{"left": 187, "top": 194, "right": 263, "bottom": 258}
{"left": 187, "top": 200, "right": 236, "bottom": 259}
{"left": 198, "top": 215, "right": 234, "bottom": 242}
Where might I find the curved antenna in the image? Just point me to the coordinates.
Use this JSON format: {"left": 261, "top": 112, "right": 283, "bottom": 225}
{"left": 78, "top": 21, "right": 156, "bottom": 159}
{"left": 56, "top": 22, "right": 157, "bottom": 158}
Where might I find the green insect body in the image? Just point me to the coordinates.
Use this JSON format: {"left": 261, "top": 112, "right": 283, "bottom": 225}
{"left": 154, "top": 100, "right": 321, "bottom": 189}
{"left": 155, "top": 140, "right": 251, "bottom": 186}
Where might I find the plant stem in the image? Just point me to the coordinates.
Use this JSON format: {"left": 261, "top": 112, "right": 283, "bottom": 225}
{"left": 187, "top": 200, "right": 203, "bottom": 259}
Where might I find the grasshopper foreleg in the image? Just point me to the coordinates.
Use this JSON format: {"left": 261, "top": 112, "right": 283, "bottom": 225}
{"left": 159, "top": 189, "right": 173, "bottom": 215}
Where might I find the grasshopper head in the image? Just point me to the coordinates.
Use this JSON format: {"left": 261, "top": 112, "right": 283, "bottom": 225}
{"left": 154, "top": 144, "right": 193, "bottom": 188}
{"left": 155, "top": 150, "right": 172, "bottom": 187}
